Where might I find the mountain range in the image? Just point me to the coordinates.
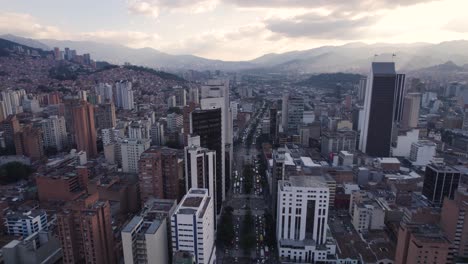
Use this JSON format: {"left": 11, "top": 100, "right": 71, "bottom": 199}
{"left": 3, "top": 34, "right": 468, "bottom": 73}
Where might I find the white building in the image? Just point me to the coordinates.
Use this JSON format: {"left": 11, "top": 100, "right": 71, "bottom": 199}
{"left": 184, "top": 139, "right": 216, "bottom": 200}
{"left": 1, "top": 89, "right": 25, "bottom": 115}
{"left": 230, "top": 102, "right": 238, "bottom": 120}
{"left": 120, "top": 138, "right": 151, "bottom": 173}
{"left": 277, "top": 176, "right": 336, "bottom": 263}
{"left": 40, "top": 115, "right": 68, "bottom": 151}
{"left": 261, "top": 118, "right": 270, "bottom": 135}
{"left": 303, "top": 111, "right": 315, "bottom": 125}
{"left": 122, "top": 216, "right": 168, "bottom": 264}
{"left": 22, "top": 98, "right": 40, "bottom": 113}
{"left": 338, "top": 150, "right": 354, "bottom": 166}
{"left": 167, "top": 113, "right": 183, "bottom": 132}
{"left": 94, "top": 83, "right": 113, "bottom": 102}
{"left": 115, "top": 80, "right": 135, "bottom": 110}
{"left": 392, "top": 129, "right": 419, "bottom": 158}
{"left": 409, "top": 140, "right": 437, "bottom": 167}
{"left": 349, "top": 191, "right": 385, "bottom": 232}
{"left": 102, "top": 128, "right": 120, "bottom": 145}
{"left": 171, "top": 189, "right": 216, "bottom": 264}
{"left": 4, "top": 209, "right": 48, "bottom": 237}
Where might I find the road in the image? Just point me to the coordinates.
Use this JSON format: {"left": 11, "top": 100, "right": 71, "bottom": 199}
{"left": 218, "top": 102, "right": 274, "bottom": 264}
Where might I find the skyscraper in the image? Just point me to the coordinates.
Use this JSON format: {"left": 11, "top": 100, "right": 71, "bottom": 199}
{"left": 422, "top": 162, "right": 460, "bottom": 205}
{"left": 360, "top": 62, "right": 404, "bottom": 157}
{"left": 171, "top": 189, "right": 216, "bottom": 264}
{"left": 115, "top": 80, "right": 135, "bottom": 110}
{"left": 200, "top": 79, "right": 232, "bottom": 196}
{"left": 56, "top": 193, "right": 115, "bottom": 264}
{"left": 14, "top": 125, "right": 44, "bottom": 161}
{"left": 121, "top": 216, "right": 169, "bottom": 264}
{"left": 401, "top": 93, "right": 421, "bottom": 129}
{"left": 120, "top": 138, "right": 151, "bottom": 174}
{"left": 138, "top": 146, "right": 184, "bottom": 203}
{"left": 0, "top": 115, "right": 20, "bottom": 152}
{"left": 281, "top": 93, "right": 304, "bottom": 134}
{"left": 72, "top": 101, "right": 98, "bottom": 158}
{"left": 184, "top": 137, "right": 216, "bottom": 201}
{"left": 440, "top": 188, "right": 468, "bottom": 259}
{"left": 40, "top": 115, "right": 68, "bottom": 151}
{"left": 94, "top": 102, "right": 116, "bottom": 130}
{"left": 394, "top": 74, "right": 407, "bottom": 123}
{"left": 190, "top": 108, "right": 223, "bottom": 213}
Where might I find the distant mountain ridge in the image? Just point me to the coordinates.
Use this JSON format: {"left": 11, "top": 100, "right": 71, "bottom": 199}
{"left": 2, "top": 34, "right": 468, "bottom": 73}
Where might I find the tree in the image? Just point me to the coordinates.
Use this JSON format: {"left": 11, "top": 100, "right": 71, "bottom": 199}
{"left": 0, "top": 162, "right": 34, "bottom": 185}
{"left": 243, "top": 165, "right": 254, "bottom": 194}
{"left": 240, "top": 209, "right": 255, "bottom": 254}
{"left": 217, "top": 206, "right": 235, "bottom": 248}
{"left": 264, "top": 211, "right": 277, "bottom": 248}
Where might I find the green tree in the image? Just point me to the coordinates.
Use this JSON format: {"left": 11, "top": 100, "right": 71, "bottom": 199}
{"left": 264, "top": 211, "right": 277, "bottom": 248}
{"left": 240, "top": 209, "right": 255, "bottom": 254}
{"left": 243, "top": 165, "right": 254, "bottom": 194}
{"left": 0, "top": 162, "right": 34, "bottom": 185}
{"left": 217, "top": 206, "right": 235, "bottom": 248}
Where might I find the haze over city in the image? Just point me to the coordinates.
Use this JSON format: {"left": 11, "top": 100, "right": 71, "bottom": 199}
{"left": 1, "top": 0, "right": 468, "bottom": 60}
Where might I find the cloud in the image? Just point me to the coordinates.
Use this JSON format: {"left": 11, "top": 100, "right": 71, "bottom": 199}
{"left": 127, "top": 0, "right": 218, "bottom": 18}
{"left": 265, "top": 12, "right": 376, "bottom": 39}
{"left": 79, "top": 31, "right": 160, "bottom": 48}
{"left": 226, "top": 0, "right": 436, "bottom": 10}
{"left": 444, "top": 18, "right": 468, "bottom": 33}
{"left": 0, "top": 12, "right": 71, "bottom": 39}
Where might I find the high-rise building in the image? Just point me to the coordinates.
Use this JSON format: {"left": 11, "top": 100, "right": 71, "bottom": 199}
{"left": 394, "top": 74, "right": 406, "bottom": 123}
{"left": 142, "top": 198, "right": 177, "bottom": 262}
{"left": 422, "top": 162, "right": 461, "bottom": 206}
{"left": 150, "top": 122, "right": 165, "bottom": 146}
{"left": 276, "top": 176, "right": 335, "bottom": 262}
{"left": 190, "top": 108, "right": 224, "bottom": 213}
{"left": 184, "top": 137, "right": 216, "bottom": 202}
{"left": 115, "top": 80, "right": 135, "bottom": 110}
{"left": 40, "top": 115, "right": 68, "bottom": 151}
{"left": 360, "top": 62, "right": 404, "bottom": 157}
{"left": 440, "top": 188, "right": 468, "bottom": 259}
{"left": 281, "top": 93, "right": 304, "bottom": 134}
{"left": 122, "top": 216, "right": 169, "bottom": 264}
{"left": 167, "top": 113, "right": 183, "bottom": 132}
{"left": 72, "top": 101, "right": 98, "bottom": 158}
{"left": 4, "top": 208, "right": 48, "bottom": 237}
{"left": 200, "top": 79, "right": 233, "bottom": 194}
{"left": 94, "top": 102, "right": 116, "bottom": 130}
{"left": 14, "top": 125, "right": 44, "bottom": 161}
{"left": 56, "top": 193, "right": 115, "bottom": 264}
{"left": 94, "top": 83, "right": 113, "bottom": 102}
{"left": 138, "top": 147, "right": 184, "bottom": 203}
{"left": 0, "top": 115, "right": 20, "bottom": 152}
{"left": 120, "top": 138, "right": 151, "bottom": 174}
{"left": 171, "top": 189, "right": 216, "bottom": 264}
{"left": 270, "top": 107, "right": 278, "bottom": 141}
{"left": 395, "top": 223, "right": 454, "bottom": 264}
{"left": 401, "top": 93, "right": 421, "bottom": 129}
{"left": 174, "top": 87, "right": 187, "bottom": 107}
{"left": 183, "top": 102, "right": 198, "bottom": 145}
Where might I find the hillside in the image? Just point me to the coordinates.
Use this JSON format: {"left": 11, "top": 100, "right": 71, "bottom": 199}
{"left": 297, "top": 73, "right": 364, "bottom": 89}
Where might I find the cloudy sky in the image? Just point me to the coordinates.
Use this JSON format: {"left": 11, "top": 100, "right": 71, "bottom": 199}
{"left": 1, "top": 0, "right": 468, "bottom": 60}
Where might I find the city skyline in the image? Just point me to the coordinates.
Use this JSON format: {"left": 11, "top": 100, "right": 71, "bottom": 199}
{"left": 0, "top": 0, "right": 468, "bottom": 60}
